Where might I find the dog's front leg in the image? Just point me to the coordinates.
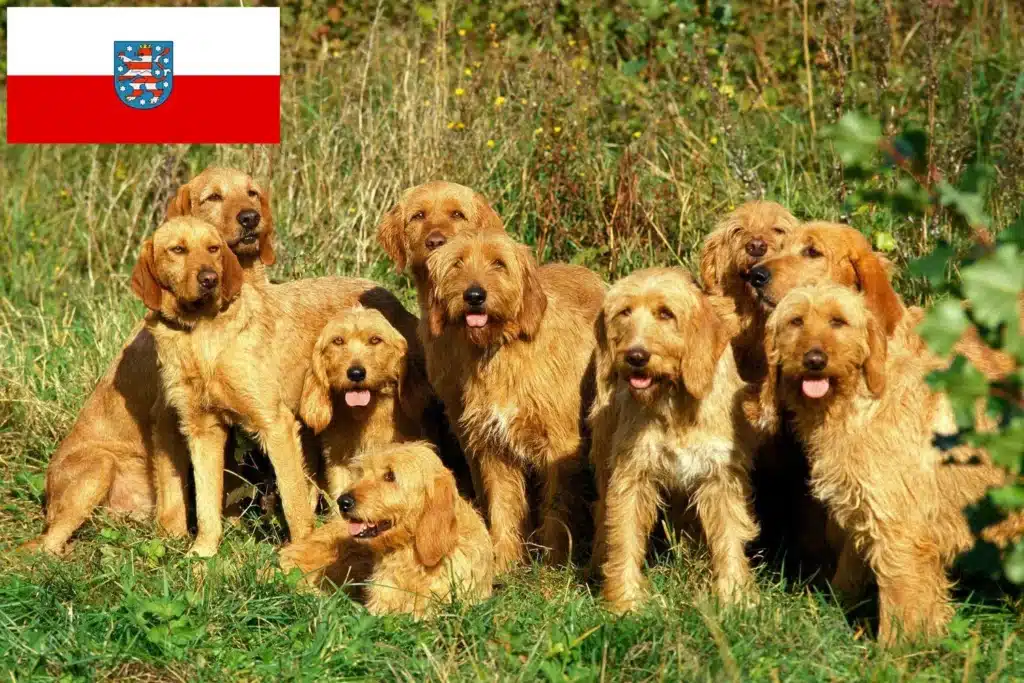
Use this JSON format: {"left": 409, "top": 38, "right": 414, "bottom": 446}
{"left": 152, "top": 395, "right": 190, "bottom": 538}
{"left": 600, "top": 460, "right": 659, "bottom": 613}
{"left": 873, "top": 531, "right": 953, "bottom": 646}
{"left": 692, "top": 466, "right": 758, "bottom": 605}
{"left": 476, "top": 450, "right": 529, "bottom": 573}
{"left": 830, "top": 535, "right": 871, "bottom": 601}
{"left": 182, "top": 413, "right": 228, "bottom": 557}
{"left": 260, "top": 405, "right": 314, "bottom": 542}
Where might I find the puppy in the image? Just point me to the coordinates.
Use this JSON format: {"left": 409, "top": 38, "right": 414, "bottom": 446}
{"left": 278, "top": 442, "right": 493, "bottom": 618}
{"left": 131, "top": 217, "right": 417, "bottom": 556}
{"left": 751, "top": 284, "right": 1010, "bottom": 645}
{"left": 24, "top": 167, "right": 274, "bottom": 555}
{"left": 699, "top": 201, "right": 799, "bottom": 383}
{"left": 377, "top": 181, "right": 506, "bottom": 308}
{"left": 425, "top": 231, "right": 605, "bottom": 570}
{"left": 589, "top": 268, "right": 759, "bottom": 611}
{"left": 300, "top": 308, "right": 431, "bottom": 507}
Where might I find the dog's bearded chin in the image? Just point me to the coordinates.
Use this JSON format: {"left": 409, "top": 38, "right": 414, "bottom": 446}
{"left": 801, "top": 377, "right": 831, "bottom": 399}
{"left": 348, "top": 518, "right": 393, "bottom": 539}
{"left": 345, "top": 390, "right": 372, "bottom": 408}
{"left": 466, "top": 312, "right": 489, "bottom": 328}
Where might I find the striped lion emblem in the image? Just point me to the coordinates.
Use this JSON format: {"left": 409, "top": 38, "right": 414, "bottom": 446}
{"left": 114, "top": 41, "right": 173, "bottom": 109}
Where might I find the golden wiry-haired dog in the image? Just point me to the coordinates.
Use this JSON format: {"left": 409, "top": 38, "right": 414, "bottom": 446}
{"left": 132, "top": 217, "right": 417, "bottom": 557}
{"left": 589, "top": 268, "right": 759, "bottom": 611}
{"left": 425, "top": 231, "right": 605, "bottom": 570}
{"left": 278, "top": 442, "right": 493, "bottom": 618}
{"left": 299, "top": 308, "right": 432, "bottom": 507}
{"left": 377, "top": 181, "right": 506, "bottom": 307}
{"left": 699, "top": 201, "right": 799, "bottom": 383}
{"left": 751, "top": 284, "right": 1011, "bottom": 645}
{"left": 23, "top": 167, "right": 274, "bottom": 555}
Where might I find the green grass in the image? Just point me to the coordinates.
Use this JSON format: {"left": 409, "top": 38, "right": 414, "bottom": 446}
{"left": 3, "top": 1, "right": 1024, "bottom": 679}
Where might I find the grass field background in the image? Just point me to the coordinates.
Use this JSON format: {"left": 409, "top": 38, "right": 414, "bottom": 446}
{"left": 2, "top": 1, "right": 1024, "bottom": 679}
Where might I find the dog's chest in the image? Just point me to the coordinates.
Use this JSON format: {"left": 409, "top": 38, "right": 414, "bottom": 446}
{"left": 629, "top": 427, "right": 734, "bottom": 491}
{"left": 162, "top": 328, "right": 253, "bottom": 417}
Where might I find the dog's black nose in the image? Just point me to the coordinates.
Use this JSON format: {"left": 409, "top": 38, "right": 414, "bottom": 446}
{"left": 425, "top": 231, "right": 447, "bottom": 251}
{"left": 748, "top": 265, "right": 771, "bottom": 289}
{"left": 237, "top": 209, "right": 260, "bottom": 230}
{"left": 625, "top": 347, "right": 650, "bottom": 368}
{"left": 338, "top": 493, "right": 356, "bottom": 513}
{"left": 347, "top": 365, "right": 366, "bottom": 382}
{"left": 745, "top": 238, "right": 768, "bottom": 258}
{"left": 463, "top": 285, "right": 487, "bottom": 307}
{"left": 197, "top": 268, "right": 219, "bottom": 290}
{"left": 803, "top": 349, "right": 828, "bottom": 372}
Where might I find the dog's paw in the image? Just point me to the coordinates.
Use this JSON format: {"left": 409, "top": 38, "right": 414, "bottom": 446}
{"left": 188, "top": 538, "right": 220, "bottom": 558}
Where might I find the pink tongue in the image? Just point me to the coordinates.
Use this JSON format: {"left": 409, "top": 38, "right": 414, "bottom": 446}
{"left": 802, "top": 378, "right": 831, "bottom": 399}
{"left": 349, "top": 521, "right": 367, "bottom": 536}
{"left": 345, "top": 390, "right": 371, "bottom": 407}
{"left": 466, "top": 313, "right": 489, "bottom": 328}
{"left": 630, "top": 375, "right": 653, "bottom": 389}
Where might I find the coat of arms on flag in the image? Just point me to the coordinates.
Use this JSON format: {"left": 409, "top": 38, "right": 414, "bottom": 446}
{"left": 114, "top": 41, "right": 173, "bottom": 109}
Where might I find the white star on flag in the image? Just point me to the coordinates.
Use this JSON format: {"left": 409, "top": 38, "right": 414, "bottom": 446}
{"left": 126, "top": 46, "right": 132, "bottom": 52}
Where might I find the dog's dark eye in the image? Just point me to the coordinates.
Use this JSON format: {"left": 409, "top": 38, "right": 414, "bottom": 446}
{"left": 773, "top": 227, "right": 786, "bottom": 235}
{"left": 170, "top": 245, "right": 186, "bottom": 255}
{"left": 205, "top": 193, "right": 223, "bottom": 202}
{"left": 801, "top": 245, "right": 823, "bottom": 258}
{"left": 383, "top": 469, "right": 396, "bottom": 483}
{"left": 369, "top": 335, "right": 382, "bottom": 345}
{"left": 411, "top": 211, "right": 426, "bottom": 221}
{"left": 789, "top": 317, "right": 804, "bottom": 328}
{"left": 207, "top": 245, "right": 220, "bottom": 254}
{"left": 657, "top": 306, "right": 675, "bottom": 321}
{"left": 492, "top": 259, "right": 506, "bottom": 270}
{"left": 830, "top": 317, "right": 848, "bottom": 329}
{"left": 247, "top": 189, "right": 259, "bottom": 198}
{"left": 451, "top": 210, "right": 466, "bottom": 220}
{"left": 617, "top": 307, "right": 632, "bottom": 319}
{"left": 333, "top": 336, "right": 345, "bottom": 346}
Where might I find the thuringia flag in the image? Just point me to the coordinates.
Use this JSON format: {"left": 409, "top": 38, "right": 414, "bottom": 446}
{"left": 6, "top": 7, "right": 280, "bottom": 144}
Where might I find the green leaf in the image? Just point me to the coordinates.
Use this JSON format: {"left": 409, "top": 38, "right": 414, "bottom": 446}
{"left": 873, "top": 231, "right": 897, "bottom": 253}
{"left": 998, "top": 207, "right": 1024, "bottom": 248}
{"left": 826, "top": 112, "right": 882, "bottom": 167}
{"left": 1005, "top": 540, "right": 1024, "bottom": 584}
{"left": 414, "top": 4, "right": 435, "bottom": 26}
{"left": 917, "top": 300, "right": 969, "bottom": 356}
{"left": 937, "top": 179, "right": 991, "bottom": 228}
{"left": 908, "top": 243, "right": 955, "bottom": 288}
{"left": 928, "top": 356, "right": 989, "bottom": 429}
{"left": 970, "top": 417, "right": 1024, "bottom": 473}
{"left": 621, "top": 59, "right": 648, "bottom": 77}
{"left": 961, "top": 244, "right": 1024, "bottom": 330}
{"left": 988, "top": 484, "right": 1024, "bottom": 511}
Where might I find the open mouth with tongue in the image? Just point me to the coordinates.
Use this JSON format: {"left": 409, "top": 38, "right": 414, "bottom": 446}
{"left": 344, "top": 389, "right": 373, "bottom": 408}
{"left": 347, "top": 518, "right": 394, "bottom": 539}
{"left": 801, "top": 376, "right": 831, "bottom": 399}
{"left": 628, "top": 373, "right": 654, "bottom": 391}
{"left": 465, "top": 310, "right": 489, "bottom": 328}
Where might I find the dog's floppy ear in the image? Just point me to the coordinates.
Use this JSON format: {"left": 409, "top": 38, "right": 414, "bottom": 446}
{"left": 514, "top": 245, "right": 547, "bottom": 339}
{"left": 699, "top": 225, "right": 732, "bottom": 295}
{"left": 377, "top": 202, "right": 407, "bottom": 272}
{"left": 472, "top": 192, "right": 505, "bottom": 235}
{"left": 257, "top": 187, "right": 276, "bottom": 266}
{"left": 220, "top": 246, "right": 245, "bottom": 302}
{"left": 850, "top": 247, "right": 903, "bottom": 336}
{"left": 414, "top": 470, "right": 459, "bottom": 567}
{"left": 299, "top": 348, "right": 333, "bottom": 434}
{"left": 863, "top": 314, "right": 888, "bottom": 397}
{"left": 592, "top": 309, "right": 617, "bottom": 407}
{"left": 130, "top": 239, "right": 164, "bottom": 311}
{"left": 678, "top": 298, "right": 728, "bottom": 399}
{"left": 166, "top": 183, "right": 193, "bottom": 218}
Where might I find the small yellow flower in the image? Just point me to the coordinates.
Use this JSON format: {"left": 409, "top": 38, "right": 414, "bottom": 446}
{"left": 454, "top": 87, "right": 465, "bottom": 97}
{"left": 473, "top": 61, "right": 481, "bottom": 68}
{"left": 568, "top": 38, "right": 576, "bottom": 47}
{"left": 633, "top": 131, "right": 642, "bottom": 139}
{"left": 419, "top": 58, "right": 426, "bottom": 65}
{"left": 491, "top": 41, "right": 499, "bottom": 48}
{"left": 489, "top": 23, "right": 497, "bottom": 31}
{"left": 728, "top": 204, "right": 736, "bottom": 211}
{"left": 719, "top": 84, "right": 735, "bottom": 98}
{"left": 458, "top": 29, "right": 466, "bottom": 37}
{"left": 534, "top": 127, "right": 544, "bottom": 135}
{"left": 447, "top": 121, "right": 456, "bottom": 130}
{"left": 348, "top": 207, "right": 357, "bottom": 214}
{"left": 464, "top": 68, "right": 472, "bottom": 76}
{"left": 553, "top": 126, "right": 562, "bottom": 134}
{"left": 682, "top": 75, "right": 690, "bottom": 82}
{"left": 487, "top": 139, "right": 496, "bottom": 148}
{"left": 455, "top": 122, "right": 465, "bottom": 130}
{"left": 423, "top": 99, "right": 431, "bottom": 105}
{"left": 494, "top": 95, "right": 506, "bottom": 107}
{"left": 709, "top": 135, "right": 719, "bottom": 145}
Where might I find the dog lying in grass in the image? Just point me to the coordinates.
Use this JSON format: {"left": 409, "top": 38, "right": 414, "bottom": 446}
{"left": 130, "top": 216, "right": 417, "bottom": 557}
{"left": 278, "top": 442, "right": 493, "bottom": 618}
{"left": 589, "top": 268, "right": 760, "bottom": 611}
{"left": 23, "top": 167, "right": 275, "bottom": 555}
{"left": 424, "top": 231, "right": 605, "bottom": 571}
{"left": 300, "top": 307, "right": 432, "bottom": 510}
{"left": 749, "top": 283, "right": 1013, "bottom": 645}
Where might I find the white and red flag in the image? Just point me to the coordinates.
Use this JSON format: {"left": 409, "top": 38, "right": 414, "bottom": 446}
{"left": 6, "top": 7, "right": 280, "bottom": 144}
